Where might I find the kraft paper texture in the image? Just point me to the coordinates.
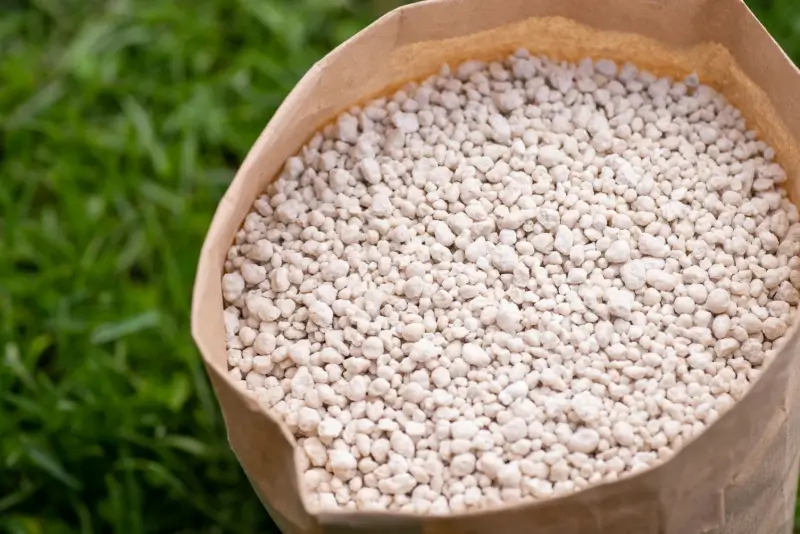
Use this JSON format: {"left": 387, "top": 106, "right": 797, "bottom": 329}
{"left": 192, "top": 0, "right": 800, "bottom": 532}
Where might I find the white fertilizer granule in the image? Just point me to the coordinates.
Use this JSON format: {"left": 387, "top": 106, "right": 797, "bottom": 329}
{"left": 221, "top": 51, "right": 800, "bottom": 514}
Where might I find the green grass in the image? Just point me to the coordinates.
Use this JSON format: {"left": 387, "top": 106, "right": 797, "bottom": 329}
{"left": 1, "top": 1, "right": 799, "bottom": 533}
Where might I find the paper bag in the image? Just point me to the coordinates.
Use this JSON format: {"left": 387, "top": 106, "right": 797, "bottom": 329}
{"left": 192, "top": 0, "right": 800, "bottom": 532}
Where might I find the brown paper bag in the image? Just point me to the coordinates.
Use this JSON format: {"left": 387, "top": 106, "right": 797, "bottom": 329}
{"left": 191, "top": 0, "right": 800, "bottom": 532}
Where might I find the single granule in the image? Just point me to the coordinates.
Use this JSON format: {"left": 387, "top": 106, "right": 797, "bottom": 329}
{"left": 221, "top": 50, "right": 800, "bottom": 514}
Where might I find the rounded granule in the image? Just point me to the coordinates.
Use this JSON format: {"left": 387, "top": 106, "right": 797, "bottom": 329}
{"left": 221, "top": 50, "right": 800, "bottom": 514}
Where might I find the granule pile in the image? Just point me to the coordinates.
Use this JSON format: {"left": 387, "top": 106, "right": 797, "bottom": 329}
{"left": 221, "top": 51, "right": 800, "bottom": 514}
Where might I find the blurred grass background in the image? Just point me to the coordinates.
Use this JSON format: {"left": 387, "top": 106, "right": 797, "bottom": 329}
{"left": 0, "top": 0, "right": 798, "bottom": 533}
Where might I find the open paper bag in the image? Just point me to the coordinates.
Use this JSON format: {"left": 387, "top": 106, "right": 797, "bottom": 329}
{"left": 192, "top": 0, "right": 800, "bottom": 531}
